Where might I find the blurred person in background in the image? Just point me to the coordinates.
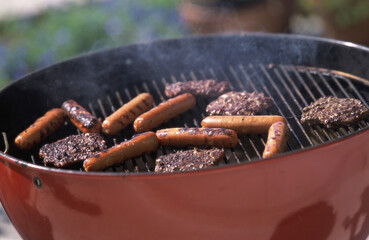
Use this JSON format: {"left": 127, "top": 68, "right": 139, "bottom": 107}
{"left": 178, "top": 0, "right": 295, "bottom": 34}
{"left": 178, "top": 0, "right": 369, "bottom": 46}
{"left": 293, "top": 0, "right": 369, "bottom": 46}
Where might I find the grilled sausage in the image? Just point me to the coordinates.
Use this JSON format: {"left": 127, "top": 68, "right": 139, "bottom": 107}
{"left": 156, "top": 127, "right": 238, "bottom": 148}
{"left": 201, "top": 115, "right": 285, "bottom": 135}
{"left": 62, "top": 100, "right": 101, "bottom": 133}
{"left": 262, "top": 121, "right": 289, "bottom": 158}
{"left": 15, "top": 108, "right": 66, "bottom": 150}
{"left": 83, "top": 131, "right": 159, "bottom": 171}
{"left": 102, "top": 93, "right": 153, "bottom": 135}
{"left": 133, "top": 93, "right": 196, "bottom": 133}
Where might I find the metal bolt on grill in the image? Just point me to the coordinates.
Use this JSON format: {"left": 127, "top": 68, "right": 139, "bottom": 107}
{"left": 2, "top": 64, "right": 369, "bottom": 173}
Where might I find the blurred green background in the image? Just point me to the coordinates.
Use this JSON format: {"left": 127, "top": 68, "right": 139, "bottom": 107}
{"left": 0, "top": 0, "right": 185, "bottom": 88}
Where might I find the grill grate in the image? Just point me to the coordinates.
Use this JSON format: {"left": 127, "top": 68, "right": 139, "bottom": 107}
{"left": 2, "top": 64, "right": 369, "bottom": 173}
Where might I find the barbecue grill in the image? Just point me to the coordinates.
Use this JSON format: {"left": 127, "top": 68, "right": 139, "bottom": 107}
{"left": 1, "top": 33, "right": 369, "bottom": 240}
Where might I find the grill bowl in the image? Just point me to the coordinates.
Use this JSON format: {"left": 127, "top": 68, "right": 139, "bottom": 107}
{"left": 1, "top": 33, "right": 369, "bottom": 240}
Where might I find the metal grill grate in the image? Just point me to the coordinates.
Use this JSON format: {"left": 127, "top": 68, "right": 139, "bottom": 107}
{"left": 3, "top": 64, "right": 369, "bottom": 173}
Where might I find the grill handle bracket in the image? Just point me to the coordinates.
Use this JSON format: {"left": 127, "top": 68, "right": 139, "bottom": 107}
{"left": 2, "top": 132, "right": 9, "bottom": 154}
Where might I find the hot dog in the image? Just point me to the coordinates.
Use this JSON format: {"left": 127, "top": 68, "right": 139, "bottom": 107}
{"left": 133, "top": 93, "right": 196, "bottom": 133}
{"left": 102, "top": 93, "right": 153, "bottom": 135}
{"left": 15, "top": 108, "right": 66, "bottom": 150}
{"left": 262, "top": 121, "right": 289, "bottom": 158}
{"left": 83, "top": 131, "right": 159, "bottom": 171}
{"left": 62, "top": 100, "right": 101, "bottom": 133}
{"left": 201, "top": 115, "right": 285, "bottom": 134}
{"left": 156, "top": 127, "right": 238, "bottom": 148}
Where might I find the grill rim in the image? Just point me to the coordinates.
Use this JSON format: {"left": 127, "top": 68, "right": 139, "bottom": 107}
{"left": 1, "top": 126, "right": 368, "bottom": 177}
{"left": 2, "top": 33, "right": 369, "bottom": 176}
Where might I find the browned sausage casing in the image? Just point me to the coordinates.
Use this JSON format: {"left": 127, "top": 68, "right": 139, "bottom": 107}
{"left": 262, "top": 121, "right": 289, "bottom": 158}
{"left": 15, "top": 108, "right": 66, "bottom": 150}
{"left": 133, "top": 93, "right": 196, "bottom": 133}
{"left": 156, "top": 127, "right": 238, "bottom": 148}
{"left": 83, "top": 131, "right": 159, "bottom": 171}
{"left": 102, "top": 93, "right": 153, "bottom": 135}
{"left": 201, "top": 115, "right": 285, "bottom": 135}
{"left": 62, "top": 100, "right": 101, "bottom": 133}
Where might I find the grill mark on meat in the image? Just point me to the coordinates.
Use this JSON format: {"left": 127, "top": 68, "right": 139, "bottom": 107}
{"left": 39, "top": 133, "right": 107, "bottom": 168}
{"left": 136, "top": 104, "right": 143, "bottom": 111}
{"left": 188, "top": 128, "right": 198, "bottom": 135}
{"left": 155, "top": 148, "right": 224, "bottom": 172}
{"left": 300, "top": 96, "right": 369, "bottom": 128}
{"left": 178, "top": 127, "right": 233, "bottom": 136}
{"left": 206, "top": 91, "right": 273, "bottom": 116}
{"left": 117, "top": 119, "right": 125, "bottom": 126}
{"left": 129, "top": 109, "right": 136, "bottom": 115}
{"left": 164, "top": 79, "right": 229, "bottom": 97}
{"left": 158, "top": 131, "right": 167, "bottom": 137}
{"left": 62, "top": 100, "right": 100, "bottom": 129}
{"left": 142, "top": 99, "right": 150, "bottom": 107}
{"left": 76, "top": 113, "right": 98, "bottom": 128}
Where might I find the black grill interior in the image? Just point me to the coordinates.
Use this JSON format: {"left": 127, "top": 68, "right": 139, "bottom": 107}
{"left": 2, "top": 63, "right": 369, "bottom": 173}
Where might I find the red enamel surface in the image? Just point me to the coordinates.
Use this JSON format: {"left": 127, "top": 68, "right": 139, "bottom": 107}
{"left": 1, "top": 130, "right": 369, "bottom": 240}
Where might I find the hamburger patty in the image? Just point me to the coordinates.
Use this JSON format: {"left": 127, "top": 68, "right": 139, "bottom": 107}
{"left": 206, "top": 91, "right": 273, "bottom": 116}
{"left": 155, "top": 148, "right": 224, "bottom": 173}
{"left": 39, "top": 133, "right": 107, "bottom": 167}
{"left": 164, "top": 79, "right": 229, "bottom": 98}
{"left": 301, "top": 96, "right": 369, "bottom": 128}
